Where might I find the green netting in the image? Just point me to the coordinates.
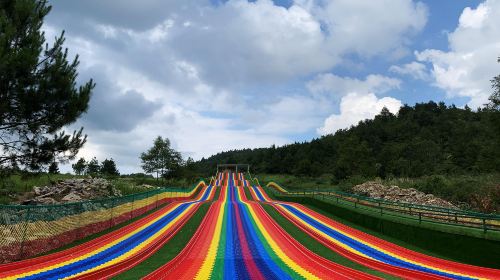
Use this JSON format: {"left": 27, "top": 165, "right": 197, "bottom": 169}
{"left": 0, "top": 181, "right": 205, "bottom": 263}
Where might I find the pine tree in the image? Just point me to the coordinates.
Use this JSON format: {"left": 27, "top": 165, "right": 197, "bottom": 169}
{"left": 72, "top": 157, "right": 86, "bottom": 175}
{"left": 0, "top": 0, "right": 94, "bottom": 171}
{"left": 140, "top": 136, "right": 182, "bottom": 180}
{"left": 48, "top": 161, "right": 59, "bottom": 174}
{"left": 487, "top": 56, "right": 500, "bottom": 110}
{"left": 86, "top": 157, "right": 99, "bottom": 176}
{"left": 100, "top": 158, "right": 119, "bottom": 176}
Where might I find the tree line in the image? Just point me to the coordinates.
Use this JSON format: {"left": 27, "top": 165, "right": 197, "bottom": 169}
{"left": 191, "top": 101, "right": 500, "bottom": 180}
{"left": 72, "top": 157, "right": 119, "bottom": 177}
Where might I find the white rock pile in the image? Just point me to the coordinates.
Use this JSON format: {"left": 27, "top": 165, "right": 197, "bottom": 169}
{"left": 352, "top": 181, "right": 457, "bottom": 209}
{"left": 22, "top": 178, "right": 122, "bottom": 205}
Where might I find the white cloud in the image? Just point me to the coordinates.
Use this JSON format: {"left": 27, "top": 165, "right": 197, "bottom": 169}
{"left": 296, "top": 0, "right": 428, "bottom": 57}
{"left": 389, "top": 61, "right": 430, "bottom": 80}
{"left": 414, "top": 0, "right": 500, "bottom": 108}
{"left": 45, "top": 0, "right": 430, "bottom": 173}
{"left": 459, "top": 5, "right": 489, "bottom": 28}
{"left": 318, "top": 93, "right": 402, "bottom": 135}
{"left": 162, "top": 0, "right": 428, "bottom": 85}
{"left": 307, "top": 74, "right": 401, "bottom": 96}
{"left": 310, "top": 73, "right": 403, "bottom": 136}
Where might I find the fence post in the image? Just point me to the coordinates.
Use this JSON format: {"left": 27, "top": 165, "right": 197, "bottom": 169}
{"left": 454, "top": 213, "right": 458, "bottom": 223}
{"left": 419, "top": 212, "right": 422, "bottom": 224}
{"left": 76, "top": 203, "right": 83, "bottom": 239}
{"left": 483, "top": 218, "right": 487, "bottom": 233}
{"left": 155, "top": 191, "right": 160, "bottom": 209}
{"left": 19, "top": 206, "right": 31, "bottom": 259}
{"left": 379, "top": 202, "right": 383, "bottom": 215}
{"left": 110, "top": 198, "right": 115, "bottom": 228}
{"left": 131, "top": 195, "right": 135, "bottom": 219}
{"left": 355, "top": 198, "right": 358, "bottom": 208}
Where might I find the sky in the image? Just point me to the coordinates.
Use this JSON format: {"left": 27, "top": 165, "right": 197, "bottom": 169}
{"left": 44, "top": 0, "right": 500, "bottom": 173}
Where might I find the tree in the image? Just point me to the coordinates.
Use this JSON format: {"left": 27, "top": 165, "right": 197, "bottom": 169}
{"left": 100, "top": 158, "right": 119, "bottom": 176}
{"left": 48, "top": 161, "right": 59, "bottom": 174}
{"left": 0, "top": 0, "right": 94, "bottom": 171}
{"left": 86, "top": 157, "right": 99, "bottom": 176}
{"left": 140, "top": 136, "right": 182, "bottom": 180}
{"left": 72, "top": 157, "right": 86, "bottom": 175}
{"left": 487, "top": 56, "right": 500, "bottom": 110}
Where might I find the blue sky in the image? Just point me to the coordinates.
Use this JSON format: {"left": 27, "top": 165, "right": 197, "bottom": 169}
{"left": 44, "top": 0, "right": 500, "bottom": 173}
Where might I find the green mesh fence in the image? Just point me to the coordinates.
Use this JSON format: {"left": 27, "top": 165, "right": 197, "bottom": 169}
{"left": 0, "top": 182, "right": 204, "bottom": 263}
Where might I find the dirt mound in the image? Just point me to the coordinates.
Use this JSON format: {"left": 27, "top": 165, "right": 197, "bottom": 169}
{"left": 20, "top": 178, "right": 122, "bottom": 205}
{"left": 353, "top": 181, "right": 457, "bottom": 209}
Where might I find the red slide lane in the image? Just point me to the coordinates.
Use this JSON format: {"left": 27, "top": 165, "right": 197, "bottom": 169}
{"left": 273, "top": 203, "right": 446, "bottom": 280}
{"left": 233, "top": 202, "right": 265, "bottom": 280}
{"left": 143, "top": 201, "right": 221, "bottom": 279}
{"left": 76, "top": 187, "right": 217, "bottom": 279}
{"left": 250, "top": 202, "right": 379, "bottom": 280}
{"left": 75, "top": 203, "right": 201, "bottom": 279}
{"left": 237, "top": 187, "right": 379, "bottom": 280}
{"left": 284, "top": 201, "right": 500, "bottom": 279}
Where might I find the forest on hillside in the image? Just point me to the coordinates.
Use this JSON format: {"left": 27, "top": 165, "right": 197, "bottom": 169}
{"left": 193, "top": 102, "right": 500, "bottom": 180}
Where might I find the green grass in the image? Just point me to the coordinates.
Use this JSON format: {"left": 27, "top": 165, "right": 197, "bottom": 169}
{"left": 256, "top": 173, "right": 338, "bottom": 191}
{"left": 113, "top": 203, "right": 211, "bottom": 279}
{"left": 244, "top": 187, "right": 253, "bottom": 201}
{"left": 262, "top": 204, "right": 396, "bottom": 279}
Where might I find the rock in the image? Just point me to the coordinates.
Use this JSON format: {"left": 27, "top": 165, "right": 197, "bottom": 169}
{"left": 33, "top": 186, "right": 42, "bottom": 195}
{"left": 19, "top": 178, "right": 123, "bottom": 205}
{"left": 35, "top": 197, "right": 57, "bottom": 204}
{"left": 353, "top": 181, "right": 458, "bottom": 209}
{"left": 61, "top": 192, "right": 82, "bottom": 202}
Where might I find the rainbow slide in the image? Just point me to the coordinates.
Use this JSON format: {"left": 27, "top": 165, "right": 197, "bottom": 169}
{"left": 145, "top": 171, "right": 377, "bottom": 279}
{"left": 0, "top": 184, "right": 215, "bottom": 279}
{"left": 250, "top": 185, "right": 500, "bottom": 279}
{"left": 1, "top": 171, "right": 498, "bottom": 279}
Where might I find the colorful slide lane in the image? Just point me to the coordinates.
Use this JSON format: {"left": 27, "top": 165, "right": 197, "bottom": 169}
{"left": 0, "top": 184, "right": 216, "bottom": 280}
{"left": 145, "top": 172, "right": 377, "bottom": 280}
{"left": 250, "top": 185, "right": 500, "bottom": 279}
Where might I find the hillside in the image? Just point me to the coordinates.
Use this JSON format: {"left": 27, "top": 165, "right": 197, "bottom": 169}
{"left": 194, "top": 102, "right": 499, "bottom": 178}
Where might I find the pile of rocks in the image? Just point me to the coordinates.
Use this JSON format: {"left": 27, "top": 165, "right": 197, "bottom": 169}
{"left": 21, "top": 178, "right": 122, "bottom": 205}
{"left": 353, "top": 181, "right": 457, "bottom": 209}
